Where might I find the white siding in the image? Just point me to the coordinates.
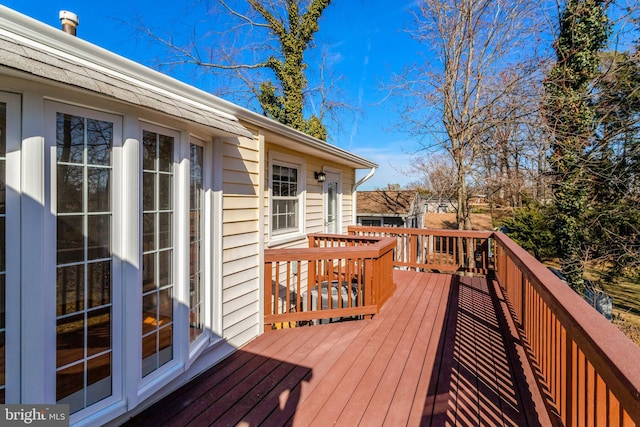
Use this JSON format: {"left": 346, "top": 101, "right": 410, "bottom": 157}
{"left": 221, "top": 136, "right": 261, "bottom": 347}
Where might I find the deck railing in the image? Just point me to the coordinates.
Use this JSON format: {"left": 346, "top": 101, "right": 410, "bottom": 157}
{"left": 263, "top": 227, "right": 640, "bottom": 425}
{"left": 493, "top": 231, "right": 640, "bottom": 426}
{"left": 348, "top": 225, "right": 493, "bottom": 274}
{"left": 263, "top": 234, "right": 396, "bottom": 331}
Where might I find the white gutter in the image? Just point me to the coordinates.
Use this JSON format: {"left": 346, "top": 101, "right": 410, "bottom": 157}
{"left": 352, "top": 167, "right": 376, "bottom": 225}
{"left": 0, "top": 5, "right": 377, "bottom": 169}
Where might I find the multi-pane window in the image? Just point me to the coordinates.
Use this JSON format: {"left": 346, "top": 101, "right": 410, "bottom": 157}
{"left": 0, "top": 102, "right": 6, "bottom": 403}
{"left": 55, "top": 113, "right": 113, "bottom": 413}
{"left": 189, "top": 144, "right": 205, "bottom": 343}
{"left": 141, "top": 130, "right": 174, "bottom": 377}
{"left": 272, "top": 165, "right": 299, "bottom": 233}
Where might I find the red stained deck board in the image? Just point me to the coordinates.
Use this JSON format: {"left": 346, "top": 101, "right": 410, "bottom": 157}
{"left": 369, "top": 272, "right": 452, "bottom": 427}
{"left": 293, "top": 271, "right": 420, "bottom": 425}
{"left": 123, "top": 271, "right": 548, "bottom": 427}
{"left": 336, "top": 271, "right": 444, "bottom": 426}
{"left": 312, "top": 270, "right": 429, "bottom": 425}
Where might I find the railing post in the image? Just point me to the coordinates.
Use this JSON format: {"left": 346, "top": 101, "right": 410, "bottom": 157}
{"left": 364, "top": 258, "right": 374, "bottom": 317}
{"left": 264, "top": 261, "right": 273, "bottom": 332}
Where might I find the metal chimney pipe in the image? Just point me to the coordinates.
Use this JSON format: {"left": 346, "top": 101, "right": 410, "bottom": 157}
{"left": 59, "top": 11, "right": 79, "bottom": 36}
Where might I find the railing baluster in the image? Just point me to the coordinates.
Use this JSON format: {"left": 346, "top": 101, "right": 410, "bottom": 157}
{"left": 492, "top": 231, "right": 640, "bottom": 426}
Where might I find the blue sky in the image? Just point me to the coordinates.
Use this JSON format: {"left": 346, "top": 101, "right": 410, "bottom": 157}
{"left": 1, "top": 0, "right": 426, "bottom": 190}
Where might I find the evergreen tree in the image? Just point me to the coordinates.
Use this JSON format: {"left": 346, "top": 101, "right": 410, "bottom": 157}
{"left": 588, "top": 48, "right": 640, "bottom": 277}
{"left": 250, "top": 0, "right": 330, "bottom": 139}
{"left": 543, "top": 0, "right": 610, "bottom": 293}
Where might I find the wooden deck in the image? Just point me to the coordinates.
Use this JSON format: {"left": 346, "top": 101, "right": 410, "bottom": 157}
{"left": 123, "top": 270, "right": 550, "bottom": 426}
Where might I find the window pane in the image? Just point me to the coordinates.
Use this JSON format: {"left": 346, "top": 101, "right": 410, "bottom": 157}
{"left": 0, "top": 103, "right": 5, "bottom": 156}
{"left": 141, "top": 335, "right": 156, "bottom": 378}
{"left": 56, "top": 362, "right": 84, "bottom": 408}
{"left": 0, "top": 331, "right": 4, "bottom": 398}
{"left": 0, "top": 275, "right": 4, "bottom": 329}
{"left": 143, "top": 172, "right": 155, "bottom": 211}
{"left": 158, "top": 212, "right": 172, "bottom": 249}
{"left": 87, "top": 214, "right": 110, "bottom": 260}
{"left": 86, "top": 119, "right": 112, "bottom": 166}
{"left": 0, "top": 161, "right": 5, "bottom": 215}
{"left": 57, "top": 265, "right": 84, "bottom": 316}
{"left": 158, "top": 288, "right": 173, "bottom": 324}
{"left": 0, "top": 104, "right": 5, "bottom": 403}
{"left": 189, "top": 144, "right": 205, "bottom": 344}
{"left": 143, "top": 213, "right": 155, "bottom": 252}
{"left": 142, "top": 293, "right": 157, "bottom": 335}
{"left": 57, "top": 216, "right": 84, "bottom": 264}
{"left": 87, "top": 307, "right": 111, "bottom": 357}
{"left": 56, "top": 314, "right": 84, "bottom": 368}
{"left": 142, "top": 131, "right": 157, "bottom": 171}
{"left": 141, "top": 334, "right": 156, "bottom": 363}
{"left": 0, "top": 217, "right": 4, "bottom": 272}
{"left": 56, "top": 114, "right": 84, "bottom": 164}
{"left": 158, "top": 135, "right": 173, "bottom": 172}
{"left": 88, "top": 261, "right": 111, "bottom": 308}
{"left": 87, "top": 167, "right": 110, "bottom": 212}
{"left": 158, "top": 174, "right": 172, "bottom": 210}
{"left": 142, "top": 253, "right": 155, "bottom": 293}
{"left": 158, "top": 250, "right": 172, "bottom": 287}
{"left": 158, "top": 325, "right": 173, "bottom": 366}
{"left": 86, "top": 353, "right": 111, "bottom": 406}
{"left": 57, "top": 165, "right": 83, "bottom": 213}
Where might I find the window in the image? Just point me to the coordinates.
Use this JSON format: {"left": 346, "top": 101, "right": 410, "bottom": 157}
{"left": 189, "top": 143, "right": 205, "bottom": 343}
{"left": 360, "top": 218, "right": 382, "bottom": 227}
{"left": 0, "top": 102, "right": 6, "bottom": 403}
{"left": 271, "top": 163, "right": 302, "bottom": 235}
{"left": 141, "top": 130, "right": 174, "bottom": 377}
{"left": 55, "top": 113, "right": 114, "bottom": 413}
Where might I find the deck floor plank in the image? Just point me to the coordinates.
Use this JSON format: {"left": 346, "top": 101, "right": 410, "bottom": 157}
{"left": 354, "top": 271, "right": 449, "bottom": 427}
{"left": 295, "top": 271, "right": 420, "bottom": 425}
{"left": 326, "top": 271, "right": 431, "bottom": 426}
{"left": 123, "top": 271, "right": 549, "bottom": 427}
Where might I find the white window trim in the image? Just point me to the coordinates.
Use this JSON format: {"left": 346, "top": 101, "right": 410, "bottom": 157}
{"left": 1, "top": 91, "right": 21, "bottom": 404}
{"left": 210, "top": 137, "right": 223, "bottom": 340}
{"left": 137, "top": 123, "right": 183, "bottom": 400}
{"left": 185, "top": 136, "right": 211, "bottom": 366}
{"left": 44, "top": 100, "right": 124, "bottom": 424}
{"left": 268, "top": 151, "right": 306, "bottom": 246}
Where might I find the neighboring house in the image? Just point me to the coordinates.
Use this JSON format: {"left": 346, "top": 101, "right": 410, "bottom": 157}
{"left": 356, "top": 190, "right": 422, "bottom": 228}
{"left": 0, "top": 7, "right": 376, "bottom": 426}
{"left": 422, "top": 196, "right": 457, "bottom": 213}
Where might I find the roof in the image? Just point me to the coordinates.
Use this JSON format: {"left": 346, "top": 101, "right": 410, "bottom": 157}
{"left": 0, "top": 5, "right": 377, "bottom": 170}
{"left": 423, "top": 213, "right": 493, "bottom": 230}
{"left": 357, "top": 190, "right": 417, "bottom": 216}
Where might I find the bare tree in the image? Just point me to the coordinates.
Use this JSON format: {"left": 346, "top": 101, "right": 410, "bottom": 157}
{"left": 406, "top": 153, "right": 457, "bottom": 202}
{"left": 392, "top": 0, "right": 547, "bottom": 229}
{"left": 478, "top": 74, "right": 551, "bottom": 208}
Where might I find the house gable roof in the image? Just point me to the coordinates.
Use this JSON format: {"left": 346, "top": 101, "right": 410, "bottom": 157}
{"left": 357, "top": 190, "right": 417, "bottom": 216}
{"left": 0, "top": 10, "right": 252, "bottom": 138}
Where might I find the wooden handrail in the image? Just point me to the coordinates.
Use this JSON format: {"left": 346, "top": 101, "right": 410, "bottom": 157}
{"left": 264, "top": 227, "right": 640, "bottom": 425}
{"left": 348, "top": 225, "right": 493, "bottom": 274}
{"left": 493, "top": 231, "right": 640, "bottom": 425}
{"left": 263, "top": 234, "right": 396, "bottom": 331}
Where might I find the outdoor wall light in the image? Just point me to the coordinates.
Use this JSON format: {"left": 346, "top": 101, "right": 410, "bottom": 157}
{"left": 314, "top": 171, "right": 326, "bottom": 182}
